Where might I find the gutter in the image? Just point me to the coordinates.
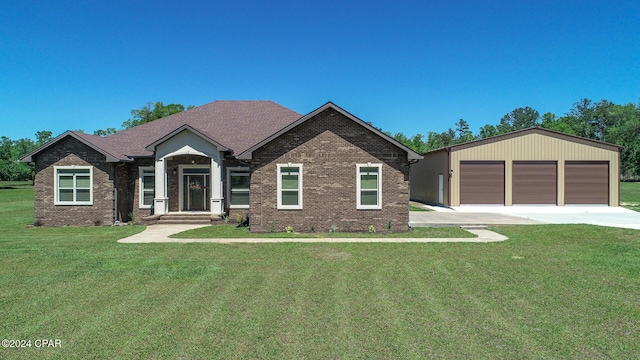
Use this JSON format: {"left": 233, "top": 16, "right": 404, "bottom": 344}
{"left": 113, "top": 163, "right": 127, "bottom": 224}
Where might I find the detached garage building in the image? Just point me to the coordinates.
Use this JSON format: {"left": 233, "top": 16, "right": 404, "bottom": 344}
{"left": 411, "top": 127, "right": 622, "bottom": 207}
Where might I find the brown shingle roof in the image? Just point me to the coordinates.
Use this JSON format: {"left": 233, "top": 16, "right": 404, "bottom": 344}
{"left": 20, "top": 130, "right": 129, "bottom": 163}
{"left": 20, "top": 100, "right": 302, "bottom": 163}
{"left": 105, "top": 100, "right": 302, "bottom": 158}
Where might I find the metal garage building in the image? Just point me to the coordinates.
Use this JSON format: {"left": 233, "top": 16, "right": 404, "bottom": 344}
{"left": 410, "top": 127, "right": 622, "bottom": 207}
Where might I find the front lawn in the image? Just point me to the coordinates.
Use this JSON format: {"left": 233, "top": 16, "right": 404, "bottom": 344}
{"left": 621, "top": 181, "right": 640, "bottom": 211}
{"left": 1, "top": 185, "right": 640, "bottom": 358}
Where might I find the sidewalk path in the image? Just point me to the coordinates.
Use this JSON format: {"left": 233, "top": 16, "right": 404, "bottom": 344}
{"left": 117, "top": 225, "right": 508, "bottom": 244}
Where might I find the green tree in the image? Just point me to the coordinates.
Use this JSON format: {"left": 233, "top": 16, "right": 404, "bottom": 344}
{"left": 454, "top": 118, "right": 475, "bottom": 143}
{"left": 497, "top": 107, "right": 540, "bottom": 134}
{"left": 35, "top": 130, "right": 52, "bottom": 146}
{"left": 94, "top": 128, "right": 117, "bottom": 137}
{"left": 604, "top": 101, "right": 640, "bottom": 178}
{"left": 479, "top": 124, "right": 498, "bottom": 138}
{"left": 409, "top": 134, "right": 428, "bottom": 153}
{"left": 392, "top": 132, "right": 410, "bottom": 147}
{"left": 121, "top": 101, "right": 186, "bottom": 130}
{"left": 539, "top": 112, "right": 577, "bottom": 135}
{"left": 0, "top": 135, "right": 37, "bottom": 181}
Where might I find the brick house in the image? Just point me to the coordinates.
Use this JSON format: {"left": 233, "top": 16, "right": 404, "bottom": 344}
{"left": 21, "top": 101, "right": 422, "bottom": 232}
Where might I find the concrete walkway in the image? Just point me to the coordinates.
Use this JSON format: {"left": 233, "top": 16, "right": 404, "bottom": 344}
{"left": 410, "top": 211, "right": 544, "bottom": 227}
{"left": 420, "top": 204, "right": 640, "bottom": 230}
{"left": 452, "top": 205, "right": 640, "bottom": 230}
{"left": 117, "top": 224, "right": 508, "bottom": 244}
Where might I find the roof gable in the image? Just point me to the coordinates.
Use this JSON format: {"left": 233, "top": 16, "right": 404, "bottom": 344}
{"left": 237, "top": 102, "right": 423, "bottom": 160}
{"left": 20, "top": 131, "right": 126, "bottom": 163}
{"left": 145, "top": 125, "right": 229, "bottom": 152}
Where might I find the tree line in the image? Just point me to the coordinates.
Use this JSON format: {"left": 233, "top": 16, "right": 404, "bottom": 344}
{"left": 2, "top": 98, "right": 639, "bottom": 181}
{"left": 389, "top": 98, "right": 640, "bottom": 179}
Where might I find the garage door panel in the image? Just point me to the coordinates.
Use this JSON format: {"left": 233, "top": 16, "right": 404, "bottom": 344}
{"left": 512, "top": 161, "right": 557, "bottom": 204}
{"left": 460, "top": 161, "right": 505, "bottom": 204}
{"left": 565, "top": 161, "right": 609, "bottom": 204}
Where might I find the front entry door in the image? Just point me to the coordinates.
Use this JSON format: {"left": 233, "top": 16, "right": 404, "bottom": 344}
{"left": 184, "top": 174, "right": 209, "bottom": 211}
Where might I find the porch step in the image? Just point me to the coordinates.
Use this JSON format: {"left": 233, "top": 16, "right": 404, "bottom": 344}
{"left": 157, "top": 213, "right": 215, "bottom": 225}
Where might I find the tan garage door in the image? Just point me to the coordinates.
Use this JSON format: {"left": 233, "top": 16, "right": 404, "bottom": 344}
{"left": 512, "top": 161, "right": 557, "bottom": 204}
{"left": 460, "top": 161, "right": 505, "bottom": 204}
{"left": 565, "top": 161, "right": 609, "bottom": 204}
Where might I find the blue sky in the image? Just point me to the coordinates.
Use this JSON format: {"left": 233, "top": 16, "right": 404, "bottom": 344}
{"left": 1, "top": 0, "right": 639, "bottom": 141}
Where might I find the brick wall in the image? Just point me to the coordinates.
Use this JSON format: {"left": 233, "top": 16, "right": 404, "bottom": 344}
{"left": 33, "top": 137, "right": 115, "bottom": 226}
{"left": 128, "top": 158, "right": 155, "bottom": 222}
{"left": 249, "top": 109, "right": 410, "bottom": 233}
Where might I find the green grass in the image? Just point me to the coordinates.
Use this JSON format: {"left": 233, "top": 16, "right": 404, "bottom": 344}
{"left": 171, "top": 224, "right": 474, "bottom": 239}
{"left": 1, "top": 186, "right": 640, "bottom": 358}
{"left": 409, "top": 204, "right": 432, "bottom": 211}
{"left": 621, "top": 181, "right": 640, "bottom": 211}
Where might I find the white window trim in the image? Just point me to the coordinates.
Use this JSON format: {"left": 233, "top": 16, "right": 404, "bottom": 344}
{"left": 277, "top": 163, "right": 303, "bottom": 210}
{"left": 138, "top": 166, "right": 155, "bottom": 209}
{"left": 356, "top": 163, "right": 382, "bottom": 210}
{"left": 54, "top": 165, "right": 94, "bottom": 206}
{"left": 227, "top": 166, "right": 250, "bottom": 209}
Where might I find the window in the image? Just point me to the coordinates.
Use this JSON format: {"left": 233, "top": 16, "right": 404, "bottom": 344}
{"left": 139, "top": 167, "right": 155, "bottom": 208}
{"left": 357, "top": 164, "right": 382, "bottom": 209}
{"left": 54, "top": 166, "right": 93, "bottom": 205}
{"left": 228, "top": 167, "right": 250, "bottom": 208}
{"left": 277, "top": 164, "right": 302, "bottom": 209}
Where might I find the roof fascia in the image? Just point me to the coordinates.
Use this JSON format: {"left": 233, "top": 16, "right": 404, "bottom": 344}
{"left": 237, "top": 102, "right": 423, "bottom": 160}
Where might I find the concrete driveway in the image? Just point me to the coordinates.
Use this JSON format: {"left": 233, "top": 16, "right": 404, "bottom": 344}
{"left": 410, "top": 205, "right": 640, "bottom": 230}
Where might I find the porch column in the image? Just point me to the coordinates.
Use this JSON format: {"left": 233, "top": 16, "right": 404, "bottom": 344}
{"left": 210, "top": 156, "right": 224, "bottom": 215}
{"left": 154, "top": 157, "right": 168, "bottom": 214}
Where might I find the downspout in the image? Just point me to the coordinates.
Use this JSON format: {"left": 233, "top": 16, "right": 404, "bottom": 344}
{"left": 113, "top": 163, "right": 119, "bottom": 224}
{"left": 447, "top": 148, "right": 452, "bottom": 207}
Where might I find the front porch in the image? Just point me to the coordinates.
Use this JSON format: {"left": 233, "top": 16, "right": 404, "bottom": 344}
{"left": 148, "top": 126, "right": 228, "bottom": 217}
{"left": 154, "top": 154, "right": 224, "bottom": 215}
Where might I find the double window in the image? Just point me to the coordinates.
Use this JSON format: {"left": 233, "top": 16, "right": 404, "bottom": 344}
{"left": 139, "top": 167, "right": 155, "bottom": 208}
{"left": 228, "top": 167, "right": 250, "bottom": 208}
{"left": 357, "top": 164, "right": 382, "bottom": 209}
{"left": 54, "top": 166, "right": 93, "bottom": 205}
{"left": 277, "top": 164, "right": 303, "bottom": 209}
